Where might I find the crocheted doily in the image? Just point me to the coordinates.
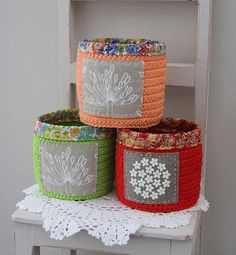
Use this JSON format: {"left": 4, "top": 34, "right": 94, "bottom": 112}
{"left": 17, "top": 185, "right": 209, "bottom": 246}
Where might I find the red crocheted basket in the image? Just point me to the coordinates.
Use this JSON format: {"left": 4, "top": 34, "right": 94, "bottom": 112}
{"left": 116, "top": 118, "right": 202, "bottom": 212}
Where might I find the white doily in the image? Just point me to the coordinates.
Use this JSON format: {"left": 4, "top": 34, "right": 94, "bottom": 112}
{"left": 17, "top": 185, "right": 209, "bottom": 246}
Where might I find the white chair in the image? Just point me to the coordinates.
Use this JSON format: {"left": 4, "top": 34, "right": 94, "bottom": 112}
{"left": 12, "top": 209, "right": 200, "bottom": 255}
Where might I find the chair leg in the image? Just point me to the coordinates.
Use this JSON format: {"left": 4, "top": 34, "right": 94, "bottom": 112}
{"left": 14, "top": 223, "right": 40, "bottom": 255}
{"left": 32, "top": 246, "right": 40, "bottom": 255}
{"left": 70, "top": 249, "right": 77, "bottom": 255}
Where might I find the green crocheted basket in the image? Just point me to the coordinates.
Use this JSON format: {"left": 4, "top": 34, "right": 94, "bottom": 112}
{"left": 33, "top": 109, "right": 116, "bottom": 200}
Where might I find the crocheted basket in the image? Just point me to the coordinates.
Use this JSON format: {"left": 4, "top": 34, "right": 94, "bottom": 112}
{"left": 116, "top": 118, "right": 202, "bottom": 212}
{"left": 33, "top": 109, "right": 116, "bottom": 200}
{"left": 76, "top": 38, "right": 167, "bottom": 128}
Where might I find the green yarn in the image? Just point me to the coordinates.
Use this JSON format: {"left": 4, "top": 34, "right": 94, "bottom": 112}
{"left": 33, "top": 134, "right": 115, "bottom": 200}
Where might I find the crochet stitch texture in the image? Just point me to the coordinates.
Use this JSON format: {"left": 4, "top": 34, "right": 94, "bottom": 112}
{"left": 116, "top": 118, "right": 202, "bottom": 212}
{"left": 33, "top": 109, "right": 116, "bottom": 200}
{"left": 77, "top": 52, "right": 166, "bottom": 128}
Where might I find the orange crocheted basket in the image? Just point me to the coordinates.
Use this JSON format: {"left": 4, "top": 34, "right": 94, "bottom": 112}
{"left": 76, "top": 38, "right": 167, "bottom": 128}
{"left": 116, "top": 118, "right": 202, "bottom": 212}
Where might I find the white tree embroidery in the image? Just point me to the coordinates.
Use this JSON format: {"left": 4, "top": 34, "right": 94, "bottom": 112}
{"left": 130, "top": 158, "right": 171, "bottom": 200}
{"left": 85, "top": 64, "right": 138, "bottom": 115}
{"left": 42, "top": 147, "right": 95, "bottom": 194}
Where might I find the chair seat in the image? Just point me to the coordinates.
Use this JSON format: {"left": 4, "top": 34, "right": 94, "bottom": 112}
{"left": 12, "top": 209, "right": 200, "bottom": 255}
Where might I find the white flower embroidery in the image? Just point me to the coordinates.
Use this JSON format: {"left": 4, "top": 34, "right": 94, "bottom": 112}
{"left": 162, "top": 171, "right": 171, "bottom": 179}
{"left": 157, "top": 187, "right": 165, "bottom": 195}
{"left": 133, "top": 161, "right": 141, "bottom": 169}
{"left": 136, "top": 110, "right": 142, "bottom": 117}
{"left": 146, "top": 165, "right": 154, "bottom": 174}
{"left": 146, "top": 184, "right": 154, "bottom": 192}
{"left": 145, "top": 175, "right": 153, "bottom": 184}
{"left": 139, "top": 71, "right": 144, "bottom": 78}
{"left": 134, "top": 186, "right": 142, "bottom": 195}
{"left": 158, "top": 163, "right": 167, "bottom": 172}
{"left": 85, "top": 64, "right": 138, "bottom": 115}
{"left": 141, "top": 191, "right": 149, "bottom": 199}
{"left": 141, "top": 158, "right": 149, "bottom": 166}
{"left": 153, "top": 170, "right": 161, "bottom": 179}
{"left": 42, "top": 147, "right": 94, "bottom": 194}
{"left": 150, "top": 192, "right": 159, "bottom": 200}
{"left": 137, "top": 179, "right": 145, "bottom": 187}
{"left": 138, "top": 169, "right": 146, "bottom": 178}
{"left": 130, "top": 178, "right": 137, "bottom": 186}
{"left": 150, "top": 158, "right": 159, "bottom": 166}
{"left": 153, "top": 179, "right": 161, "bottom": 187}
{"left": 130, "top": 157, "right": 171, "bottom": 200}
{"left": 163, "top": 179, "right": 170, "bottom": 188}
{"left": 130, "top": 169, "right": 137, "bottom": 177}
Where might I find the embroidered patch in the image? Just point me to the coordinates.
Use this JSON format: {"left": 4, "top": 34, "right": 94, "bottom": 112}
{"left": 124, "top": 151, "right": 179, "bottom": 204}
{"left": 39, "top": 141, "right": 98, "bottom": 196}
{"left": 82, "top": 59, "right": 144, "bottom": 118}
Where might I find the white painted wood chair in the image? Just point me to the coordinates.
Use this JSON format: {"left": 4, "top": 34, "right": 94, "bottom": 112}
{"left": 12, "top": 209, "right": 200, "bottom": 255}
{"left": 12, "top": 0, "right": 211, "bottom": 254}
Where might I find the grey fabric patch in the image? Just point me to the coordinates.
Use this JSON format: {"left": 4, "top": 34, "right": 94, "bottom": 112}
{"left": 82, "top": 59, "right": 144, "bottom": 118}
{"left": 124, "top": 150, "right": 179, "bottom": 204}
{"left": 39, "top": 141, "right": 98, "bottom": 196}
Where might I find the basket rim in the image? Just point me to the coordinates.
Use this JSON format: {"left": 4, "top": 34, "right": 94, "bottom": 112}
{"left": 118, "top": 117, "right": 202, "bottom": 150}
{"left": 77, "top": 38, "right": 166, "bottom": 56}
{"left": 34, "top": 109, "right": 114, "bottom": 142}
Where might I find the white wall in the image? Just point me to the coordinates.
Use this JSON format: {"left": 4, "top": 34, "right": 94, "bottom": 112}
{"left": 203, "top": 0, "right": 236, "bottom": 254}
{"left": 0, "top": 1, "right": 59, "bottom": 254}
{"left": 0, "top": 1, "right": 236, "bottom": 255}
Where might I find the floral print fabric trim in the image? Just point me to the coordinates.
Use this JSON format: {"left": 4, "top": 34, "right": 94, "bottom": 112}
{"left": 78, "top": 38, "right": 166, "bottom": 56}
{"left": 34, "top": 109, "right": 115, "bottom": 142}
{"left": 118, "top": 118, "right": 202, "bottom": 150}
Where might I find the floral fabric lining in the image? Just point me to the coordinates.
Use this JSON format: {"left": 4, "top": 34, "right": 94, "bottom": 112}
{"left": 34, "top": 109, "right": 114, "bottom": 142}
{"left": 78, "top": 38, "right": 166, "bottom": 56}
{"left": 118, "top": 118, "right": 202, "bottom": 150}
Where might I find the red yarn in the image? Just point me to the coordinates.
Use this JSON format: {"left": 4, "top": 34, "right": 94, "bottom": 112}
{"left": 116, "top": 143, "right": 202, "bottom": 212}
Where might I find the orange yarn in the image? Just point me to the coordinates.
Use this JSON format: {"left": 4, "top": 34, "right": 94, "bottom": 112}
{"left": 76, "top": 53, "right": 166, "bottom": 128}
